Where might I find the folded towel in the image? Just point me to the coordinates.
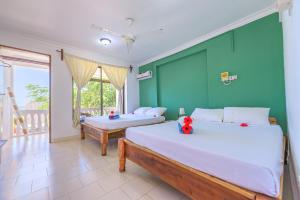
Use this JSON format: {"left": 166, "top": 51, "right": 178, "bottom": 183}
{"left": 177, "top": 116, "right": 193, "bottom": 134}
{"left": 109, "top": 111, "right": 120, "bottom": 120}
{"left": 109, "top": 115, "right": 120, "bottom": 120}
{"left": 80, "top": 115, "right": 86, "bottom": 123}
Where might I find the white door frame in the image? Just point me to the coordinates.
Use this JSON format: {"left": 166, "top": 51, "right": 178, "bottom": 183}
{"left": 2, "top": 65, "right": 13, "bottom": 139}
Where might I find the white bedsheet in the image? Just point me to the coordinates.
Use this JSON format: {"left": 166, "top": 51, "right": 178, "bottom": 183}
{"left": 126, "top": 121, "right": 284, "bottom": 197}
{"left": 84, "top": 114, "right": 165, "bottom": 130}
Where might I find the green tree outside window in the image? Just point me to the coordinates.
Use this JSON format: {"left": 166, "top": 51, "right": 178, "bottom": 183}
{"left": 25, "top": 84, "right": 49, "bottom": 110}
{"left": 73, "top": 80, "right": 117, "bottom": 115}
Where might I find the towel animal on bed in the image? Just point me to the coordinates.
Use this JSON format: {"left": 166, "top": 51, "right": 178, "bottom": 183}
{"left": 178, "top": 116, "right": 193, "bottom": 134}
{"left": 109, "top": 111, "right": 120, "bottom": 120}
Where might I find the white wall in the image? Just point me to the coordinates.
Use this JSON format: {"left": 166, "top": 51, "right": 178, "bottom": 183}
{"left": 125, "top": 71, "right": 139, "bottom": 113}
{"left": 282, "top": 0, "right": 300, "bottom": 194}
{"left": 0, "top": 31, "right": 139, "bottom": 141}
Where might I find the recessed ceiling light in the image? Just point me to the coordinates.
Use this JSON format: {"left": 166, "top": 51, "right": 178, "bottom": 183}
{"left": 98, "top": 38, "right": 111, "bottom": 46}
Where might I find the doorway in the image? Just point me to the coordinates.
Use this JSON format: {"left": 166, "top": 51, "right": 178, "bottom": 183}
{"left": 0, "top": 45, "right": 51, "bottom": 142}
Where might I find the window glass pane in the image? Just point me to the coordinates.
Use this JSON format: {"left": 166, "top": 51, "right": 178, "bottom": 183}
{"left": 103, "top": 82, "right": 117, "bottom": 115}
{"left": 75, "top": 81, "right": 101, "bottom": 116}
{"left": 73, "top": 67, "right": 118, "bottom": 117}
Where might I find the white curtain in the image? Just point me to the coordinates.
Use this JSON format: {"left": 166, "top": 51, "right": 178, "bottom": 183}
{"left": 64, "top": 54, "right": 98, "bottom": 128}
{"left": 102, "top": 65, "right": 128, "bottom": 113}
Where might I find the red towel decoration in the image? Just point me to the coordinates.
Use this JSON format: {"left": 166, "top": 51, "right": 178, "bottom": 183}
{"left": 178, "top": 116, "right": 193, "bottom": 134}
{"left": 184, "top": 116, "right": 192, "bottom": 124}
{"left": 240, "top": 123, "right": 248, "bottom": 127}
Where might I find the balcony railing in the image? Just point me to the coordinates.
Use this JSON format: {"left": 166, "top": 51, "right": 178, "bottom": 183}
{"left": 14, "top": 109, "right": 49, "bottom": 136}
{"left": 81, "top": 108, "right": 101, "bottom": 116}
{"left": 13, "top": 108, "right": 116, "bottom": 136}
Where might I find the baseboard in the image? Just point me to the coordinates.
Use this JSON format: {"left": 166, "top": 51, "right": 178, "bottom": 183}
{"left": 289, "top": 148, "right": 300, "bottom": 200}
{"left": 51, "top": 135, "right": 80, "bottom": 143}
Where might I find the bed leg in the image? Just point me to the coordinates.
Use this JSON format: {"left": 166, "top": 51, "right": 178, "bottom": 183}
{"left": 256, "top": 194, "right": 275, "bottom": 200}
{"left": 118, "top": 138, "right": 126, "bottom": 172}
{"left": 100, "top": 132, "right": 108, "bottom": 156}
{"left": 80, "top": 125, "right": 85, "bottom": 140}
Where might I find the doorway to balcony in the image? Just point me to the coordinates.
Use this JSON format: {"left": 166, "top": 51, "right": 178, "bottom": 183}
{"left": 0, "top": 45, "right": 51, "bottom": 142}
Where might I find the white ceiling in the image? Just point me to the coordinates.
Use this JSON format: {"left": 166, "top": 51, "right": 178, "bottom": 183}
{"left": 0, "top": 0, "right": 276, "bottom": 66}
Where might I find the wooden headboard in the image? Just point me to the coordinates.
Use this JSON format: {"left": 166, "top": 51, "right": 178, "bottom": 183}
{"left": 269, "top": 117, "right": 277, "bottom": 125}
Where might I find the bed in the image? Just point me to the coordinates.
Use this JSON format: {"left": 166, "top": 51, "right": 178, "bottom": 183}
{"left": 118, "top": 117, "right": 285, "bottom": 200}
{"left": 81, "top": 113, "right": 165, "bottom": 155}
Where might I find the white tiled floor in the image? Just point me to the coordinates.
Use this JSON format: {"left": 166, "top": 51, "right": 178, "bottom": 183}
{"left": 0, "top": 134, "right": 294, "bottom": 200}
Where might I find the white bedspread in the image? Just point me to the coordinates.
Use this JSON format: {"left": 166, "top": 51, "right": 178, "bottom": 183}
{"left": 84, "top": 114, "right": 165, "bottom": 130}
{"left": 126, "top": 121, "right": 284, "bottom": 197}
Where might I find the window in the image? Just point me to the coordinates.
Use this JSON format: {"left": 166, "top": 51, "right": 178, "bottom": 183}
{"left": 102, "top": 81, "right": 117, "bottom": 115}
{"left": 73, "top": 67, "right": 118, "bottom": 116}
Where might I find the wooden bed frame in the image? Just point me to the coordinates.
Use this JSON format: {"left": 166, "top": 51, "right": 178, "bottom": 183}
{"left": 81, "top": 123, "right": 125, "bottom": 156}
{"left": 118, "top": 117, "right": 286, "bottom": 200}
{"left": 81, "top": 114, "right": 166, "bottom": 156}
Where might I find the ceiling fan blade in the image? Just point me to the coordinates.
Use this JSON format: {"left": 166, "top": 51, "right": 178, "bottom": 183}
{"left": 135, "top": 27, "right": 164, "bottom": 39}
{"left": 120, "top": 35, "right": 135, "bottom": 53}
{"left": 91, "top": 24, "right": 123, "bottom": 38}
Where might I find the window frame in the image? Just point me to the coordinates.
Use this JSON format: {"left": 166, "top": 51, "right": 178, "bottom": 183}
{"left": 72, "top": 66, "right": 125, "bottom": 117}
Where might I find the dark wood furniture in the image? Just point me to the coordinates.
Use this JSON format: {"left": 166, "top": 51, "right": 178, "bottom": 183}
{"left": 118, "top": 117, "right": 285, "bottom": 200}
{"left": 81, "top": 115, "right": 165, "bottom": 156}
{"left": 81, "top": 123, "right": 125, "bottom": 156}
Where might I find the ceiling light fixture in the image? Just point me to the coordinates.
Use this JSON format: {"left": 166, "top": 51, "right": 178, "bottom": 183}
{"left": 99, "top": 38, "right": 111, "bottom": 46}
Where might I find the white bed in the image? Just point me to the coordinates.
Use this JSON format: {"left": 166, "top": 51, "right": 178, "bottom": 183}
{"left": 84, "top": 114, "right": 165, "bottom": 130}
{"left": 125, "top": 121, "right": 284, "bottom": 197}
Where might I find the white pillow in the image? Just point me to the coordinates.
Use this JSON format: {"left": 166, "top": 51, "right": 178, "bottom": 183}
{"left": 133, "top": 107, "right": 152, "bottom": 115}
{"left": 145, "top": 107, "right": 167, "bottom": 116}
{"left": 223, "top": 107, "right": 270, "bottom": 125}
{"left": 191, "top": 108, "right": 224, "bottom": 122}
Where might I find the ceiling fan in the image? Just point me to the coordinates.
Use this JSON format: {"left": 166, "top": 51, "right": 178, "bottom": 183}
{"left": 91, "top": 18, "right": 164, "bottom": 52}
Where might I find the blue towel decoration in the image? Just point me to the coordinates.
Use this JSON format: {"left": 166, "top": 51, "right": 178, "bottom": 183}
{"left": 80, "top": 115, "right": 86, "bottom": 123}
{"left": 109, "top": 111, "right": 120, "bottom": 120}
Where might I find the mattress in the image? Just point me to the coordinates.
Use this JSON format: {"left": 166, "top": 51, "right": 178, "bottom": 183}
{"left": 84, "top": 114, "right": 165, "bottom": 130}
{"left": 126, "top": 121, "right": 284, "bottom": 197}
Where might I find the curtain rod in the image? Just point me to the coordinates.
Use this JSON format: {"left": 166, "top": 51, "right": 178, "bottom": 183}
{"left": 56, "top": 48, "right": 129, "bottom": 69}
{"left": 56, "top": 49, "right": 64, "bottom": 61}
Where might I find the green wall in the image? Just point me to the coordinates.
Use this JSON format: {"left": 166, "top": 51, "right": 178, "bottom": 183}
{"left": 139, "top": 14, "right": 287, "bottom": 131}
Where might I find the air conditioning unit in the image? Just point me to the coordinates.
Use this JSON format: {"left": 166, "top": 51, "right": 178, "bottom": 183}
{"left": 137, "top": 71, "right": 152, "bottom": 80}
